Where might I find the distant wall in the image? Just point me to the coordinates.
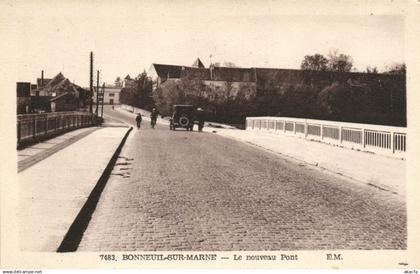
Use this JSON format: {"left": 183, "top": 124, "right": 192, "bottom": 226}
{"left": 202, "top": 80, "right": 256, "bottom": 100}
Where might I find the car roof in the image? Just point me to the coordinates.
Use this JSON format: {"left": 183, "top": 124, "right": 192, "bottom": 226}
{"left": 173, "top": 104, "right": 193, "bottom": 108}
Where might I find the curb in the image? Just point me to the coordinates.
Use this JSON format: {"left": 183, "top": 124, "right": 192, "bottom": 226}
{"left": 57, "top": 126, "right": 133, "bottom": 252}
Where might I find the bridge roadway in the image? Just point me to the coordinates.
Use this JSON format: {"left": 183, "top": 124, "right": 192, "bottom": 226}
{"left": 78, "top": 106, "right": 406, "bottom": 251}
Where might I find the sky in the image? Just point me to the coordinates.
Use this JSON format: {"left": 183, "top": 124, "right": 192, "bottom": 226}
{"left": 3, "top": 0, "right": 406, "bottom": 87}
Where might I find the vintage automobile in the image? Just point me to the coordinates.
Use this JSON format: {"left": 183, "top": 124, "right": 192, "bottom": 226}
{"left": 169, "top": 104, "right": 195, "bottom": 131}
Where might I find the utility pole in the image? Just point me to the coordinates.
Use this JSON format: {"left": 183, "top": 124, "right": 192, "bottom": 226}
{"left": 89, "top": 52, "right": 94, "bottom": 113}
{"left": 95, "top": 70, "right": 100, "bottom": 115}
{"left": 101, "top": 83, "right": 105, "bottom": 118}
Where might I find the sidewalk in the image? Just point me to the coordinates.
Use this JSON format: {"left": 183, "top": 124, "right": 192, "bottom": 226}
{"left": 18, "top": 125, "right": 130, "bottom": 251}
{"left": 210, "top": 128, "right": 405, "bottom": 197}
{"left": 18, "top": 127, "right": 97, "bottom": 172}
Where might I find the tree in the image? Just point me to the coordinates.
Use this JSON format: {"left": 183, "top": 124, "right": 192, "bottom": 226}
{"left": 366, "top": 66, "right": 378, "bottom": 74}
{"left": 385, "top": 63, "right": 406, "bottom": 75}
{"left": 301, "top": 54, "right": 328, "bottom": 71}
{"left": 327, "top": 50, "right": 353, "bottom": 72}
{"left": 223, "top": 61, "right": 237, "bottom": 68}
{"left": 114, "top": 76, "right": 122, "bottom": 87}
{"left": 119, "top": 71, "right": 154, "bottom": 110}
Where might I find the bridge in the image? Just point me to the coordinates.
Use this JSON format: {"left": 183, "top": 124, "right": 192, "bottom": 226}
{"left": 16, "top": 105, "right": 407, "bottom": 252}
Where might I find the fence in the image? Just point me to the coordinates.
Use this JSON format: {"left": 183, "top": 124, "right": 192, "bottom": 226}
{"left": 246, "top": 117, "right": 407, "bottom": 157}
{"left": 17, "top": 111, "right": 97, "bottom": 147}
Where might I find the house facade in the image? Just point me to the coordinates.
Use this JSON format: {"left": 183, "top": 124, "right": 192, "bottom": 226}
{"left": 93, "top": 86, "right": 122, "bottom": 105}
{"left": 148, "top": 58, "right": 257, "bottom": 100}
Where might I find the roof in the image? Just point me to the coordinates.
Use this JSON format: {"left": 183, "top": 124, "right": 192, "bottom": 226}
{"left": 151, "top": 63, "right": 255, "bottom": 82}
{"left": 192, "top": 58, "right": 205, "bottom": 68}
{"left": 36, "top": 78, "right": 52, "bottom": 87}
{"left": 182, "top": 67, "right": 210, "bottom": 80}
{"left": 152, "top": 64, "right": 184, "bottom": 79}
{"left": 34, "top": 72, "right": 88, "bottom": 96}
{"left": 211, "top": 67, "right": 255, "bottom": 82}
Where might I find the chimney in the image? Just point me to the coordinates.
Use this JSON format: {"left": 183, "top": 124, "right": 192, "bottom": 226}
{"left": 41, "top": 70, "right": 44, "bottom": 87}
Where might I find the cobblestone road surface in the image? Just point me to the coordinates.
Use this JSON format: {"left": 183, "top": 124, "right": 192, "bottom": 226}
{"left": 78, "top": 107, "right": 406, "bottom": 251}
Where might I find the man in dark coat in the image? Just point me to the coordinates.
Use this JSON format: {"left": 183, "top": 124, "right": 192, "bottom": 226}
{"left": 135, "top": 113, "right": 142, "bottom": 129}
{"left": 196, "top": 108, "right": 205, "bottom": 132}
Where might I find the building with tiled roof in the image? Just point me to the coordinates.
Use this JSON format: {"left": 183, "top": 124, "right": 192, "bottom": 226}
{"left": 149, "top": 60, "right": 255, "bottom": 86}
{"left": 148, "top": 58, "right": 258, "bottom": 100}
{"left": 192, "top": 58, "right": 205, "bottom": 68}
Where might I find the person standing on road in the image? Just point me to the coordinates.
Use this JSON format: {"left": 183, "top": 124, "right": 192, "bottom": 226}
{"left": 136, "top": 113, "right": 142, "bottom": 129}
{"left": 150, "top": 108, "right": 159, "bottom": 128}
{"left": 196, "top": 108, "right": 205, "bottom": 132}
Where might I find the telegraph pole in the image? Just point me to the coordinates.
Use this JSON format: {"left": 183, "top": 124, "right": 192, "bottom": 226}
{"left": 101, "top": 83, "right": 105, "bottom": 118}
{"left": 89, "top": 52, "right": 94, "bottom": 113}
{"left": 95, "top": 70, "right": 100, "bottom": 115}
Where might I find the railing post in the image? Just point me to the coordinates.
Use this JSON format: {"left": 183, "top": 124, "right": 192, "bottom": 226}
{"left": 304, "top": 122, "right": 308, "bottom": 138}
{"left": 33, "top": 117, "right": 36, "bottom": 139}
{"left": 321, "top": 125, "right": 324, "bottom": 140}
{"left": 339, "top": 126, "right": 342, "bottom": 143}
{"left": 284, "top": 121, "right": 286, "bottom": 133}
{"left": 362, "top": 129, "right": 365, "bottom": 148}
{"left": 45, "top": 116, "right": 48, "bottom": 136}
{"left": 17, "top": 121, "right": 21, "bottom": 144}
{"left": 293, "top": 122, "right": 296, "bottom": 134}
{"left": 392, "top": 131, "right": 395, "bottom": 153}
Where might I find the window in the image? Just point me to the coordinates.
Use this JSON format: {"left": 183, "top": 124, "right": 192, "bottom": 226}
{"left": 109, "top": 93, "right": 115, "bottom": 97}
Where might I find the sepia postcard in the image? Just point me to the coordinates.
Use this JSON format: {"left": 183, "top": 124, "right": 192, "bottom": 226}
{"left": 1, "top": 0, "right": 420, "bottom": 271}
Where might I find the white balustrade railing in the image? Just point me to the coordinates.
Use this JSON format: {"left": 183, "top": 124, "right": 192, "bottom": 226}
{"left": 246, "top": 117, "right": 406, "bottom": 157}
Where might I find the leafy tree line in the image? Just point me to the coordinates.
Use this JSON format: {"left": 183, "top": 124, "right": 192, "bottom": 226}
{"left": 119, "top": 71, "right": 155, "bottom": 111}
{"left": 301, "top": 50, "right": 354, "bottom": 72}
{"left": 251, "top": 75, "right": 406, "bottom": 126}
{"left": 301, "top": 50, "right": 406, "bottom": 75}
{"left": 153, "top": 70, "right": 406, "bottom": 127}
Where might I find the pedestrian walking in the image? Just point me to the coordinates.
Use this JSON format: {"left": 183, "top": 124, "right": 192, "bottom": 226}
{"left": 150, "top": 108, "right": 159, "bottom": 129}
{"left": 136, "top": 113, "right": 142, "bottom": 129}
{"left": 196, "top": 108, "right": 205, "bottom": 132}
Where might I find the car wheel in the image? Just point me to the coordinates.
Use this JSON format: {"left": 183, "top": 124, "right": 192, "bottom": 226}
{"left": 179, "top": 116, "right": 190, "bottom": 127}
